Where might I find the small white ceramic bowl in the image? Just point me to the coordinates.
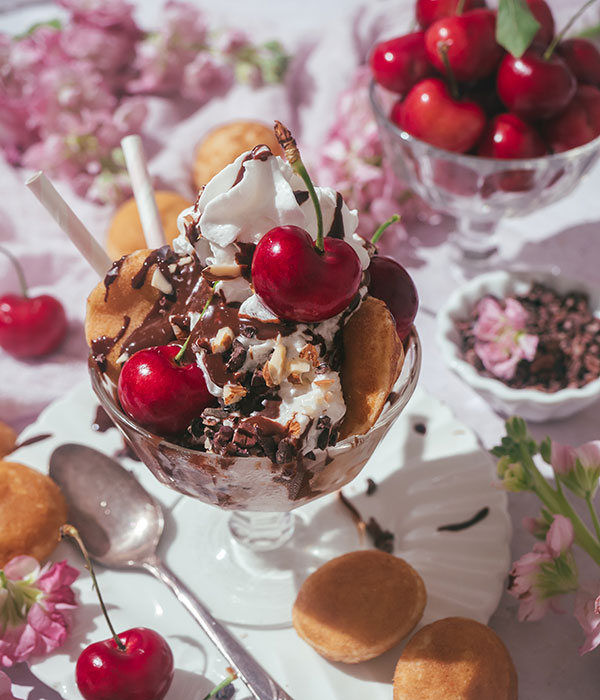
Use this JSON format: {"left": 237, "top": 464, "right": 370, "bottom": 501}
{"left": 436, "top": 269, "right": 600, "bottom": 422}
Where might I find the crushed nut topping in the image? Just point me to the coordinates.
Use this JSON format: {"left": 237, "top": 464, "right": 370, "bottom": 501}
{"left": 211, "top": 326, "right": 235, "bottom": 354}
{"left": 299, "top": 343, "right": 319, "bottom": 367}
{"left": 201, "top": 263, "right": 243, "bottom": 282}
{"left": 222, "top": 383, "right": 247, "bottom": 405}
{"left": 263, "top": 338, "right": 287, "bottom": 387}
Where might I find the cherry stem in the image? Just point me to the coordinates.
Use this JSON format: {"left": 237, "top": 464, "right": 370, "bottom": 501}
{"left": 60, "top": 525, "right": 126, "bottom": 652}
{"left": 174, "top": 282, "right": 216, "bottom": 364}
{"left": 0, "top": 244, "right": 29, "bottom": 298}
{"left": 438, "top": 43, "right": 459, "bottom": 100}
{"left": 274, "top": 120, "right": 324, "bottom": 252}
{"left": 544, "top": 0, "right": 598, "bottom": 60}
{"left": 456, "top": 0, "right": 466, "bottom": 15}
{"left": 202, "top": 671, "right": 238, "bottom": 700}
{"left": 371, "top": 214, "right": 401, "bottom": 245}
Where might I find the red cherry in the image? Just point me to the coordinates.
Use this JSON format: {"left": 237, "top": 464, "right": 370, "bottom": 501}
{"left": 251, "top": 224, "right": 362, "bottom": 323}
{"left": 496, "top": 50, "right": 576, "bottom": 120}
{"left": 392, "top": 78, "right": 486, "bottom": 153}
{"left": 543, "top": 85, "right": 600, "bottom": 153}
{"left": 0, "top": 293, "right": 67, "bottom": 358}
{"left": 118, "top": 344, "right": 216, "bottom": 436}
{"left": 477, "top": 113, "right": 547, "bottom": 158}
{"left": 367, "top": 256, "right": 418, "bottom": 342}
{"left": 425, "top": 9, "right": 503, "bottom": 83}
{"left": 416, "top": 0, "right": 486, "bottom": 29}
{"left": 526, "top": 0, "right": 555, "bottom": 48}
{"left": 558, "top": 39, "right": 600, "bottom": 87}
{"left": 76, "top": 627, "right": 174, "bottom": 700}
{"left": 369, "top": 32, "right": 435, "bottom": 95}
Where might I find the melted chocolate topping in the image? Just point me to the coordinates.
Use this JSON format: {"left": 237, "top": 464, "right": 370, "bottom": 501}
{"left": 131, "top": 246, "right": 176, "bottom": 291}
{"left": 92, "top": 405, "right": 114, "bottom": 432}
{"left": 235, "top": 242, "right": 256, "bottom": 282}
{"left": 294, "top": 190, "right": 309, "bottom": 205}
{"left": 91, "top": 315, "right": 131, "bottom": 372}
{"left": 103, "top": 257, "right": 126, "bottom": 302}
{"left": 232, "top": 145, "right": 273, "bottom": 188}
{"left": 326, "top": 192, "right": 345, "bottom": 239}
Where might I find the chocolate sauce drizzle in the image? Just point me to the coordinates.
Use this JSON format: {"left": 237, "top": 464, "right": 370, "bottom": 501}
{"left": 326, "top": 192, "right": 345, "bottom": 239}
{"left": 13, "top": 433, "right": 52, "bottom": 449}
{"left": 91, "top": 315, "right": 131, "bottom": 372}
{"left": 232, "top": 145, "right": 273, "bottom": 187}
{"left": 437, "top": 506, "right": 490, "bottom": 532}
{"left": 131, "top": 246, "right": 176, "bottom": 291}
{"left": 103, "top": 257, "right": 126, "bottom": 302}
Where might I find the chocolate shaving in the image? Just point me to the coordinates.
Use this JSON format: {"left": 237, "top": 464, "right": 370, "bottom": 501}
{"left": 437, "top": 506, "right": 490, "bottom": 532}
{"left": 338, "top": 490, "right": 395, "bottom": 552}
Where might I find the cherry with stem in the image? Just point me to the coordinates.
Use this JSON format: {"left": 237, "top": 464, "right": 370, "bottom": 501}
{"left": 544, "top": 0, "right": 599, "bottom": 60}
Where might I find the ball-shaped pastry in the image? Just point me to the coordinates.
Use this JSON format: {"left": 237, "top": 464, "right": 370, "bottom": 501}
{"left": 0, "top": 420, "right": 17, "bottom": 458}
{"left": 0, "top": 460, "right": 68, "bottom": 567}
{"left": 393, "top": 616, "right": 518, "bottom": 700}
{"left": 193, "top": 120, "right": 283, "bottom": 189}
{"left": 292, "top": 550, "right": 426, "bottom": 663}
{"left": 106, "top": 191, "right": 192, "bottom": 260}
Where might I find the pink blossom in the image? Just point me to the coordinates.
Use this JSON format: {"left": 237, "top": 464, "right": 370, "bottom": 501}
{"left": 59, "top": 22, "right": 137, "bottom": 76}
{"left": 0, "top": 670, "right": 17, "bottom": 700}
{"left": 58, "top": 0, "right": 138, "bottom": 32}
{"left": 574, "top": 583, "right": 600, "bottom": 654}
{"left": 0, "top": 556, "right": 78, "bottom": 667}
{"left": 181, "top": 54, "right": 234, "bottom": 103}
{"left": 551, "top": 440, "right": 600, "bottom": 498}
{"left": 508, "top": 515, "right": 577, "bottom": 621}
{"left": 473, "top": 296, "right": 538, "bottom": 380}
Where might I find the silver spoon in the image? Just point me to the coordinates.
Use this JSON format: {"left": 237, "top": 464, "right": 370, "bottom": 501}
{"left": 49, "top": 443, "right": 294, "bottom": 700}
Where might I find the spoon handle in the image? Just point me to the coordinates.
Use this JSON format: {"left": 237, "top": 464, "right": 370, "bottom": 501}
{"left": 142, "top": 555, "right": 295, "bottom": 700}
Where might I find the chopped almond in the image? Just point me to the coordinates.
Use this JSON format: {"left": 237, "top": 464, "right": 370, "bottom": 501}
{"left": 223, "top": 383, "right": 247, "bottom": 405}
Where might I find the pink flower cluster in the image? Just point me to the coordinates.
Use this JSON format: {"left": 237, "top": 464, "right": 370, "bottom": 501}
{"left": 0, "top": 670, "right": 16, "bottom": 700}
{"left": 473, "top": 296, "right": 538, "bottom": 380}
{"left": 316, "top": 66, "right": 435, "bottom": 240}
{"left": 0, "top": 555, "right": 78, "bottom": 666}
{"left": 0, "top": 0, "right": 288, "bottom": 203}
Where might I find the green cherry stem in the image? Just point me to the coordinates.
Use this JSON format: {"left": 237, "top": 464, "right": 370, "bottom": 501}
{"left": 274, "top": 120, "right": 324, "bottom": 252}
{"left": 544, "top": 0, "right": 599, "bottom": 60}
{"left": 60, "top": 524, "right": 126, "bottom": 651}
{"left": 438, "top": 43, "right": 459, "bottom": 100}
{"left": 174, "top": 282, "right": 217, "bottom": 365}
{"left": 456, "top": 0, "right": 467, "bottom": 15}
{"left": 202, "top": 672, "right": 238, "bottom": 700}
{"left": 371, "top": 214, "right": 401, "bottom": 245}
{"left": 0, "top": 244, "right": 29, "bottom": 297}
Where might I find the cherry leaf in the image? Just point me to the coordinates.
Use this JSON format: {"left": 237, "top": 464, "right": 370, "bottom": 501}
{"left": 496, "top": 0, "right": 540, "bottom": 58}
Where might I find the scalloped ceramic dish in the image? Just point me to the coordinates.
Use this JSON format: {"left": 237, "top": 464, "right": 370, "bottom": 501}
{"left": 437, "top": 269, "right": 600, "bottom": 422}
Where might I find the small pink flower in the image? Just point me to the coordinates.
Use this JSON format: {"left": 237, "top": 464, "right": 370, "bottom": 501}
{"left": 574, "top": 583, "right": 600, "bottom": 655}
{"left": 181, "top": 54, "right": 234, "bottom": 103}
{"left": 551, "top": 440, "right": 600, "bottom": 498}
{"left": 473, "top": 296, "right": 538, "bottom": 380}
{"left": 508, "top": 515, "right": 577, "bottom": 622}
{"left": 0, "top": 556, "right": 78, "bottom": 667}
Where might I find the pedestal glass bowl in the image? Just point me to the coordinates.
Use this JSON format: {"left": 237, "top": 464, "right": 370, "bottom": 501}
{"left": 90, "top": 329, "right": 421, "bottom": 626}
{"left": 369, "top": 80, "right": 600, "bottom": 272}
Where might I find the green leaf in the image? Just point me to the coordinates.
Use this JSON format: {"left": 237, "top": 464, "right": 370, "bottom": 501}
{"left": 496, "top": 0, "right": 540, "bottom": 58}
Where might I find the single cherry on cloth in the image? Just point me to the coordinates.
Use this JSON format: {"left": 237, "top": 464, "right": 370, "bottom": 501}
{"left": 368, "top": 256, "right": 418, "bottom": 342}
{"left": 496, "top": 49, "right": 576, "bottom": 120}
{"left": 527, "top": 0, "right": 555, "bottom": 48}
{"left": 392, "top": 78, "right": 486, "bottom": 153}
{"left": 118, "top": 343, "right": 216, "bottom": 436}
{"left": 477, "top": 113, "right": 547, "bottom": 159}
{"left": 252, "top": 225, "right": 362, "bottom": 323}
{"left": 76, "top": 627, "right": 174, "bottom": 700}
{"left": 416, "top": 0, "right": 486, "bottom": 29}
{"left": 543, "top": 85, "right": 600, "bottom": 153}
{"left": 425, "top": 9, "right": 503, "bottom": 83}
{"left": 369, "top": 32, "right": 434, "bottom": 94}
{"left": 0, "top": 246, "right": 67, "bottom": 358}
{"left": 558, "top": 38, "right": 600, "bottom": 88}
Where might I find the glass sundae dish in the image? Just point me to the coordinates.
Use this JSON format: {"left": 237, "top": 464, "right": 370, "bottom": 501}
{"left": 86, "top": 124, "right": 421, "bottom": 624}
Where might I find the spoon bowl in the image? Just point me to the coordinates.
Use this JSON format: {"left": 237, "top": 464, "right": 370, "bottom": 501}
{"left": 49, "top": 443, "right": 294, "bottom": 700}
{"left": 50, "top": 443, "right": 163, "bottom": 567}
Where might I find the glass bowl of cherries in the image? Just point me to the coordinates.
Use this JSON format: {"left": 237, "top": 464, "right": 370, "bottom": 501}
{"left": 369, "top": 0, "right": 600, "bottom": 272}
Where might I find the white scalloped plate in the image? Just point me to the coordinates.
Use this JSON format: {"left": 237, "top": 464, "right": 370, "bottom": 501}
{"left": 11, "top": 382, "right": 510, "bottom": 699}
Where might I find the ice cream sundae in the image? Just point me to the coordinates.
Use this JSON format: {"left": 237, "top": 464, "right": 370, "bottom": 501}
{"left": 86, "top": 123, "right": 419, "bottom": 510}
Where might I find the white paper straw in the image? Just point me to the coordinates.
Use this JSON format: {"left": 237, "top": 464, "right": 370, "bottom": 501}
{"left": 26, "top": 171, "right": 112, "bottom": 277}
{"left": 121, "top": 135, "right": 166, "bottom": 249}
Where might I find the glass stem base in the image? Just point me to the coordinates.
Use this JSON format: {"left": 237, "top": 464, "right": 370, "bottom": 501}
{"left": 451, "top": 218, "right": 499, "bottom": 269}
{"left": 228, "top": 511, "right": 295, "bottom": 552}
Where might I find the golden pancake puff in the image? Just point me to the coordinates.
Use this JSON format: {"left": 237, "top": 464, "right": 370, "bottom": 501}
{"left": 393, "top": 617, "right": 518, "bottom": 700}
{"left": 193, "top": 120, "right": 284, "bottom": 189}
{"left": 85, "top": 249, "right": 161, "bottom": 384}
{"left": 107, "top": 191, "right": 192, "bottom": 260}
{"left": 0, "top": 460, "right": 67, "bottom": 567}
{"left": 340, "top": 296, "right": 405, "bottom": 438}
{"left": 292, "top": 550, "right": 426, "bottom": 663}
